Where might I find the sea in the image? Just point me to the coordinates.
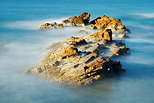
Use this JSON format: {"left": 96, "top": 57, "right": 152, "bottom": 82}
{"left": 0, "top": 0, "right": 154, "bottom": 103}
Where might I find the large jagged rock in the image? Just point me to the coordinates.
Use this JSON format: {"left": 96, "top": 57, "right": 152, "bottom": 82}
{"left": 61, "top": 12, "right": 90, "bottom": 26}
{"left": 26, "top": 13, "right": 131, "bottom": 86}
{"left": 86, "top": 15, "right": 130, "bottom": 34}
{"left": 24, "top": 28, "right": 129, "bottom": 86}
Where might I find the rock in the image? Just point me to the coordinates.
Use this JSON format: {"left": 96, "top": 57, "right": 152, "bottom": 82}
{"left": 25, "top": 14, "right": 130, "bottom": 86}
{"left": 78, "top": 12, "right": 91, "bottom": 25}
{"left": 84, "top": 29, "right": 112, "bottom": 42}
{"left": 38, "top": 22, "right": 64, "bottom": 30}
{"left": 62, "top": 12, "right": 91, "bottom": 26}
{"left": 27, "top": 52, "right": 123, "bottom": 86}
{"left": 65, "top": 37, "right": 87, "bottom": 45}
{"left": 118, "top": 34, "right": 127, "bottom": 38}
{"left": 25, "top": 30, "right": 129, "bottom": 86}
{"left": 38, "top": 13, "right": 130, "bottom": 37}
{"left": 109, "top": 43, "right": 129, "bottom": 57}
{"left": 77, "top": 30, "right": 88, "bottom": 34}
{"left": 49, "top": 45, "right": 78, "bottom": 60}
{"left": 103, "top": 29, "right": 112, "bottom": 42}
{"left": 47, "top": 41, "right": 64, "bottom": 51}
{"left": 58, "top": 45, "right": 77, "bottom": 59}
{"left": 86, "top": 15, "right": 130, "bottom": 34}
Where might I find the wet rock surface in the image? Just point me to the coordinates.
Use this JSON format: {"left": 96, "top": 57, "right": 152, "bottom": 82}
{"left": 25, "top": 13, "right": 130, "bottom": 86}
{"left": 84, "top": 29, "right": 112, "bottom": 42}
{"left": 77, "top": 30, "right": 89, "bottom": 34}
{"left": 62, "top": 12, "right": 90, "bottom": 26}
{"left": 87, "top": 15, "right": 130, "bottom": 34}
{"left": 38, "top": 13, "right": 130, "bottom": 37}
{"left": 38, "top": 13, "right": 90, "bottom": 30}
{"left": 38, "top": 22, "right": 64, "bottom": 30}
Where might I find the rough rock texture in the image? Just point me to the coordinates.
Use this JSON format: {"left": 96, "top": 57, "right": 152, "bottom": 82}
{"left": 86, "top": 15, "right": 130, "bottom": 34}
{"left": 38, "top": 13, "right": 90, "bottom": 30}
{"left": 24, "top": 28, "right": 129, "bottom": 86}
{"left": 77, "top": 30, "right": 88, "bottom": 34}
{"left": 26, "top": 13, "right": 130, "bottom": 86}
{"left": 65, "top": 37, "right": 87, "bottom": 45}
{"left": 38, "top": 22, "right": 64, "bottom": 30}
{"left": 84, "top": 29, "right": 112, "bottom": 42}
{"left": 38, "top": 13, "right": 130, "bottom": 38}
{"left": 61, "top": 12, "right": 91, "bottom": 26}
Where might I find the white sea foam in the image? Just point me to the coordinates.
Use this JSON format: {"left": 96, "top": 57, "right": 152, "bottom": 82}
{"left": 132, "top": 13, "right": 154, "bottom": 19}
{"left": 3, "top": 17, "right": 68, "bottom": 30}
{"left": 0, "top": 24, "right": 97, "bottom": 70}
{"left": 128, "top": 57, "right": 152, "bottom": 65}
{"left": 127, "top": 38, "right": 154, "bottom": 44}
{"left": 129, "top": 24, "right": 153, "bottom": 30}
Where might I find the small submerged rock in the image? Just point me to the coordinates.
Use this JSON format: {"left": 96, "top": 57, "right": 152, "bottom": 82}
{"left": 38, "top": 13, "right": 90, "bottom": 30}
{"left": 77, "top": 30, "right": 88, "bottom": 34}
{"left": 86, "top": 15, "right": 130, "bottom": 34}
{"left": 38, "top": 22, "right": 64, "bottom": 30}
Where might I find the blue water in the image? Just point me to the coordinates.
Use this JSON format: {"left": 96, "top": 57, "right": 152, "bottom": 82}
{"left": 0, "top": 0, "right": 154, "bottom": 103}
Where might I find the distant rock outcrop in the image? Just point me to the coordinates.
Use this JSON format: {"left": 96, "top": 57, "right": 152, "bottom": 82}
{"left": 77, "top": 30, "right": 88, "bottom": 34}
{"left": 38, "top": 13, "right": 90, "bottom": 30}
{"left": 38, "top": 13, "right": 130, "bottom": 39}
{"left": 61, "top": 12, "right": 90, "bottom": 26}
{"left": 38, "top": 22, "right": 64, "bottom": 30}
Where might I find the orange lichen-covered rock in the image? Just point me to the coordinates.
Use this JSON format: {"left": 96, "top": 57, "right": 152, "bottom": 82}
{"left": 65, "top": 37, "right": 87, "bottom": 45}
{"left": 103, "top": 29, "right": 112, "bottom": 41}
{"left": 25, "top": 14, "right": 130, "bottom": 86}
{"left": 85, "top": 29, "right": 112, "bottom": 42}
{"left": 87, "top": 15, "right": 130, "bottom": 34}
{"left": 77, "top": 30, "right": 88, "bottom": 34}
{"left": 24, "top": 36, "right": 128, "bottom": 86}
{"left": 62, "top": 12, "right": 90, "bottom": 26}
{"left": 53, "top": 45, "right": 78, "bottom": 59}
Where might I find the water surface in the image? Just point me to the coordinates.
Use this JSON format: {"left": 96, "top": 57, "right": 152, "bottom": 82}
{"left": 0, "top": 0, "right": 154, "bottom": 103}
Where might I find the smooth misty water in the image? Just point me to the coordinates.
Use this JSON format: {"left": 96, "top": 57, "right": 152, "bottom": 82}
{"left": 0, "top": 0, "right": 154, "bottom": 103}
